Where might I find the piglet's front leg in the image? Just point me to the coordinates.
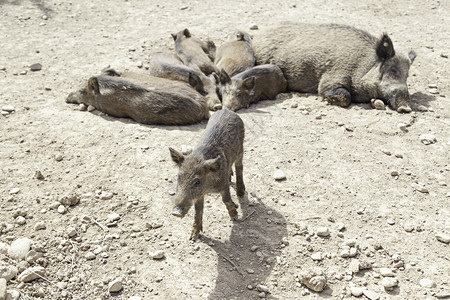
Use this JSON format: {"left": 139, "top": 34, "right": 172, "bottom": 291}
{"left": 190, "top": 198, "right": 204, "bottom": 240}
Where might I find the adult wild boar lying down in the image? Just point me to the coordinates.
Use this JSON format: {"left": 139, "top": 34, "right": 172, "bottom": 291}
{"left": 252, "top": 23, "right": 416, "bottom": 113}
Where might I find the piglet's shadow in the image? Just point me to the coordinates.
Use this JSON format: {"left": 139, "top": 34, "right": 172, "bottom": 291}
{"left": 410, "top": 92, "right": 436, "bottom": 108}
{"left": 202, "top": 192, "right": 287, "bottom": 300}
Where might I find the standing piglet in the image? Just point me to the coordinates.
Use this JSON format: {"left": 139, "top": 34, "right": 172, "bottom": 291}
{"left": 219, "top": 64, "right": 287, "bottom": 111}
{"left": 149, "top": 52, "right": 222, "bottom": 111}
{"left": 252, "top": 23, "right": 416, "bottom": 112}
{"left": 66, "top": 71, "right": 209, "bottom": 125}
{"left": 214, "top": 31, "right": 255, "bottom": 77}
{"left": 172, "top": 28, "right": 219, "bottom": 75}
{"left": 169, "top": 109, "right": 245, "bottom": 240}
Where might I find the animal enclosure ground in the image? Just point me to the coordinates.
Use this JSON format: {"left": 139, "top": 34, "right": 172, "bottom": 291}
{"left": 0, "top": 0, "right": 449, "bottom": 299}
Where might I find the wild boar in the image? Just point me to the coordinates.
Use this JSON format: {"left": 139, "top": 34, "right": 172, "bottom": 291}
{"left": 252, "top": 23, "right": 416, "bottom": 113}
{"left": 219, "top": 64, "right": 287, "bottom": 111}
{"left": 66, "top": 71, "right": 209, "bottom": 125}
{"left": 214, "top": 31, "right": 255, "bottom": 77}
{"left": 172, "top": 28, "right": 219, "bottom": 75}
{"left": 149, "top": 52, "right": 222, "bottom": 111}
{"left": 169, "top": 108, "right": 245, "bottom": 240}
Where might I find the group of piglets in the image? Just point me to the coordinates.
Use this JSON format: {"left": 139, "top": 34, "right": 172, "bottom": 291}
{"left": 66, "top": 23, "right": 416, "bottom": 239}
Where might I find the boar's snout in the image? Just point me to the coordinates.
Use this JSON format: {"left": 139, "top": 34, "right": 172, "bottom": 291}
{"left": 172, "top": 206, "right": 186, "bottom": 218}
{"left": 397, "top": 105, "right": 412, "bottom": 113}
{"left": 382, "top": 85, "right": 412, "bottom": 113}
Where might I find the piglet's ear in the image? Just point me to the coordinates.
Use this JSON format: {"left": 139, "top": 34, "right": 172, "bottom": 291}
{"left": 376, "top": 33, "right": 395, "bottom": 61}
{"left": 87, "top": 77, "right": 100, "bottom": 95}
{"left": 204, "top": 156, "right": 220, "bottom": 172}
{"left": 169, "top": 147, "right": 184, "bottom": 165}
{"left": 183, "top": 28, "right": 191, "bottom": 38}
{"left": 219, "top": 69, "right": 231, "bottom": 84}
{"left": 408, "top": 50, "right": 417, "bottom": 64}
{"left": 171, "top": 33, "right": 177, "bottom": 41}
{"left": 243, "top": 76, "right": 255, "bottom": 90}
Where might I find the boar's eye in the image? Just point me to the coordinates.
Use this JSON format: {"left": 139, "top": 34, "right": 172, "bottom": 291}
{"left": 199, "top": 90, "right": 207, "bottom": 96}
{"left": 193, "top": 179, "right": 201, "bottom": 187}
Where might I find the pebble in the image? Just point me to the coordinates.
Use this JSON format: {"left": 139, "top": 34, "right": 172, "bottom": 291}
{"left": 387, "top": 218, "right": 395, "bottom": 225}
{"left": 0, "top": 278, "right": 6, "bottom": 300}
{"left": 348, "top": 259, "right": 360, "bottom": 273}
{"left": 350, "top": 285, "right": 364, "bottom": 297}
{"left": 379, "top": 268, "right": 394, "bottom": 277}
{"left": 249, "top": 24, "right": 259, "bottom": 30}
{"left": 371, "top": 99, "right": 385, "bottom": 110}
{"left": 18, "top": 266, "right": 45, "bottom": 282}
{"left": 359, "top": 260, "right": 373, "bottom": 270}
{"left": 298, "top": 268, "right": 327, "bottom": 292}
{"left": 403, "top": 223, "right": 415, "bottom": 232}
{"left": 30, "top": 63, "right": 42, "bottom": 71}
{"left": 397, "top": 123, "right": 408, "bottom": 131}
{"left": 246, "top": 268, "right": 255, "bottom": 274}
{"left": 0, "top": 243, "right": 7, "bottom": 255}
{"left": 137, "top": 61, "right": 143, "bottom": 68}
{"left": 411, "top": 183, "right": 429, "bottom": 193}
{"left": 100, "top": 191, "right": 113, "bottom": 200}
{"left": 9, "top": 188, "right": 20, "bottom": 195}
{"left": 55, "top": 153, "right": 63, "bottom": 161}
{"left": 0, "top": 66, "right": 5, "bottom": 71}
{"left": 390, "top": 170, "right": 399, "bottom": 177}
{"left": 67, "top": 227, "right": 77, "bottom": 237}
{"left": 87, "top": 105, "right": 96, "bottom": 112}
{"left": 381, "top": 277, "right": 398, "bottom": 290}
{"left": 273, "top": 170, "right": 286, "bottom": 181}
{"left": 349, "top": 247, "right": 357, "bottom": 257}
{"left": 363, "top": 289, "right": 380, "bottom": 300}
{"left": 428, "top": 84, "right": 438, "bottom": 88}
{"left": 417, "top": 105, "right": 428, "bottom": 112}
{"left": 108, "top": 213, "right": 120, "bottom": 222}
{"left": 0, "top": 264, "right": 18, "bottom": 282}
{"left": 419, "top": 134, "right": 437, "bottom": 145}
{"left": 428, "top": 88, "right": 439, "bottom": 94}
{"left": 1, "top": 106, "right": 15, "bottom": 113}
{"left": 311, "top": 252, "right": 323, "bottom": 261}
{"left": 316, "top": 227, "right": 330, "bottom": 237}
{"left": 343, "top": 239, "right": 357, "bottom": 247}
{"left": 85, "top": 252, "right": 96, "bottom": 260}
{"left": 435, "top": 292, "right": 450, "bottom": 299}
{"left": 149, "top": 250, "right": 165, "bottom": 260}
{"left": 34, "top": 170, "right": 44, "bottom": 180}
{"left": 57, "top": 205, "right": 67, "bottom": 214}
{"left": 180, "top": 145, "right": 193, "bottom": 155}
{"left": 15, "top": 216, "right": 26, "bottom": 225}
{"left": 435, "top": 233, "right": 450, "bottom": 244}
{"left": 7, "top": 238, "right": 32, "bottom": 261}
{"left": 6, "top": 290, "right": 20, "bottom": 300}
{"left": 419, "top": 278, "right": 435, "bottom": 288}
{"left": 79, "top": 103, "right": 87, "bottom": 111}
{"left": 108, "top": 279, "right": 123, "bottom": 293}
{"left": 256, "top": 284, "right": 269, "bottom": 293}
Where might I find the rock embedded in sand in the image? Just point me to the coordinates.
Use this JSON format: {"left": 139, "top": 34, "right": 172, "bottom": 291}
{"left": 273, "top": 170, "right": 286, "bottom": 181}
{"left": 7, "top": 238, "right": 32, "bottom": 261}
{"left": 316, "top": 227, "right": 330, "bottom": 237}
{"left": 298, "top": 268, "right": 327, "bottom": 292}
{"left": 108, "top": 279, "right": 123, "bottom": 293}
{"left": 435, "top": 233, "right": 450, "bottom": 244}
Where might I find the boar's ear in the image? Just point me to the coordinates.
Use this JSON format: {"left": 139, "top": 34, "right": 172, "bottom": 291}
{"left": 209, "top": 72, "right": 220, "bottom": 84}
{"left": 169, "top": 147, "right": 184, "bottom": 165}
{"left": 204, "top": 157, "right": 220, "bottom": 172}
{"left": 376, "top": 33, "right": 395, "bottom": 61}
{"left": 188, "top": 73, "right": 202, "bottom": 90}
{"left": 408, "top": 50, "right": 417, "bottom": 64}
{"left": 87, "top": 77, "right": 100, "bottom": 95}
{"left": 183, "top": 28, "right": 191, "bottom": 38}
{"left": 171, "top": 33, "right": 177, "bottom": 41}
{"left": 219, "top": 69, "right": 231, "bottom": 84}
{"left": 101, "top": 68, "right": 121, "bottom": 77}
{"left": 242, "top": 76, "right": 255, "bottom": 90}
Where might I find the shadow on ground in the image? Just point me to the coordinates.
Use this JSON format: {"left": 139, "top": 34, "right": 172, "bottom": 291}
{"left": 202, "top": 191, "right": 287, "bottom": 300}
{"left": 0, "top": 0, "right": 54, "bottom": 16}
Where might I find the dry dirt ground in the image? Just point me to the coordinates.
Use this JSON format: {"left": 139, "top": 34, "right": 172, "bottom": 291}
{"left": 1, "top": 0, "right": 449, "bottom": 299}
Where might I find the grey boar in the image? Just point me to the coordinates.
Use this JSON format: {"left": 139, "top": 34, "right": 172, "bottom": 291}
{"left": 219, "top": 64, "right": 287, "bottom": 111}
{"left": 149, "top": 52, "right": 222, "bottom": 111}
{"left": 172, "top": 28, "right": 219, "bottom": 75}
{"left": 214, "top": 31, "right": 255, "bottom": 77}
{"left": 169, "top": 108, "right": 245, "bottom": 240}
{"left": 66, "top": 71, "right": 209, "bottom": 125}
{"left": 252, "top": 23, "right": 416, "bottom": 113}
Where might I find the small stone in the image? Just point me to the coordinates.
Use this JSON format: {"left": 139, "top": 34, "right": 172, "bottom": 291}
{"left": 0, "top": 66, "right": 5, "bottom": 71}
{"left": 403, "top": 223, "right": 415, "bottom": 232}
{"left": 18, "top": 266, "right": 45, "bottom": 282}
{"left": 363, "top": 289, "right": 380, "bottom": 300}
{"left": 249, "top": 24, "right": 259, "bottom": 30}
{"left": 1, "top": 106, "right": 15, "bottom": 113}
{"left": 0, "top": 243, "right": 7, "bottom": 255}
{"left": 435, "top": 233, "right": 450, "bottom": 244}
{"left": 412, "top": 183, "right": 429, "bottom": 193}
{"left": 387, "top": 218, "right": 395, "bottom": 225}
{"left": 20, "top": 70, "right": 27, "bottom": 75}
{"left": 419, "top": 278, "right": 435, "bottom": 288}
{"left": 291, "top": 103, "right": 298, "bottom": 108}
{"left": 55, "top": 153, "right": 63, "bottom": 161}
{"left": 246, "top": 268, "right": 255, "bottom": 274}
{"left": 256, "top": 284, "right": 269, "bottom": 293}
{"left": 298, "top": 268, "right": 327, "bottom": 292}
{"left": 274, "top": 170, "right": 286, "bottom": 181}
{"left": 7, "top": 238, "right": 32, "bottom": 260}
{"left": 149, "top": 250, "right": 165, "bottom": 260}
{"left": 348, "top": 259, "right": 360, "bottom": 273}
{"left": 179, "top": 5, "right": 188, "bottom": 10}
{"left": 137, "top": 61, "right": 143, "bottom": 68}
{"left": 59, "top": 194, "right": 80, "bottom": 206}
{"left": 15, "top": 216, "right": 26, "bottom": 225}
{"left": 381, "top": 277, "right": 398, "bottom": 290}
{"left": 30, "top": 63, "right": 42, "bottom": 71}
{"left": 100, "top": 191, "right": 113, "bottom": 200}
{"left": 34, "top": 171, "right": 44, "bottom": 180}
{"left": 417, "top": 105, "right": 428, "bottom": 112}
{"left": 180, "top": 145, "right": 193, "bottom": 155}
{"left": 9, "top": 188, "right": 20, "bottom": 195}
{"left": 85, "top": 252, "right": 96, "bottom": 260}
{"left": 87, "top": 105, "right": 96, "bottom": 112}
{"left": 379, "top": 268, "right": 394, "bottom": 277}
{"left": 350, "top": 285, "right": 364, "bottom": 297}
{"left": 311, "top": 252, "right": 323, "bottom": 261}
{"left": 0, "top": 264, "right": 18, "bottom": 282}
{"left": 79, "top": 103, "right": 87, "bottom": 111}
{"left": 428, "top": 88, "right": 439, "bottom": 94}
{"left": 419, "top": 134, "right": 437, "bottom": 145}
{"left": 359, "top": 260, "right": 373, "bottom": 270}
{"left": 57, "top": 205, "right": 66, "bottom": 214}
{"left": 108, "top": 213, "right": 120, "bottom": 222}
{"left": 428, "top": 84, "right": 438, "bottom": 88}
{"left": 343, "top": 239, "right": 357, "bottom": 247}
{"left": 382, "top": 149, "right": 392, "bottom": 156}
{"left": 0, "top": 278, "right": 6, "bottom": 300}
{"left": 390, "top": 170, "right": 399, "bottom": 176}
{"left": 340, "top": 249, "right": 350, "bottom": 258}
{"left": 67, "top": 227, "right": 77, "bottom": 237}
{"left": 435, "top": 292, "right": 450, "bottom": 299}
{"left": 349, "top": 247, "right": 357, "bottom": 257}
{"left": 397, "top": 123, "right": 408, "bottom": 131}
{"left": 108, "top": 279, "right": 123, "bottom": 293}
{"left": 371, "top": 99, "right": 385, "bottom": 110}
{"left": 316, "top": 227, "right": 330, "bottom": 237}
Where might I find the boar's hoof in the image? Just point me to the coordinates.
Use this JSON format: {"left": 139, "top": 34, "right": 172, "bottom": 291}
{"left": 324, "top": 93, "right": 351, "bottom": 107}
{"left": 397, "top": 105, "right": 412, "bottom": 113}
{"left": 212, "top": 103, "right": 223, "bottom": 111}
{"left": 190, "top": 229, "right": 201, "bottom": 241}
{"left": 172, "top": 207, "right": 185, "bottom": 218}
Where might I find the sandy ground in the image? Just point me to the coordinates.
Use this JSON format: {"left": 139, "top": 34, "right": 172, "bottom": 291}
{"left": 0, "top": 0, "right": 449, "bottom": 299}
